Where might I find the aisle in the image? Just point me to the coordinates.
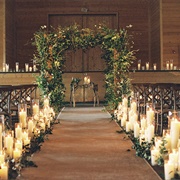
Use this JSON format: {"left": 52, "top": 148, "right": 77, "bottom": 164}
{"left": 19, "top": 107, "right": 161, "bottom": 180}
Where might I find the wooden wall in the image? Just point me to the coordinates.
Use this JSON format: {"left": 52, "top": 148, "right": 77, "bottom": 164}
{"left": 149, "top": 0, "right": 161, "bottom": 70}
{"left": 162, "top": 0, "right": 180, "bottom": 69}
{"left": 0, "top": 0, "right": 5, "bottom": 69}
{"left": 13, "top": 0, "right": 149, "bottom": 70}
{"left": 5, "top": 0, "right": 15, "bottom": 69}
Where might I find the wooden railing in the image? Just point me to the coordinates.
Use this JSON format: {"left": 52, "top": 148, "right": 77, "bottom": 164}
{"left": 0, "top": 84, "right": 38, "bottom": 128}
{"left": 132, "top": 83, "right": 180, "bottom": 135}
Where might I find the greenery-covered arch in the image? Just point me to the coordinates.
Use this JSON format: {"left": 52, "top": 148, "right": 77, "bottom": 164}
{"left": 33, "top": 24, "right": 136, "bottom": 113}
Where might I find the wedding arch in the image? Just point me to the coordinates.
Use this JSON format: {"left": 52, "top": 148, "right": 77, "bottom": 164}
{"left": 33, "top": 24, "right": 136, "bottom": 113}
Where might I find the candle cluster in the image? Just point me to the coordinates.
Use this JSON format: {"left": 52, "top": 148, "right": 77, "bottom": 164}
{"left": 137, "top": 59, "right": 179, "bottom": 71}
{"left": 151, "top": 115, "right": 180, "bottom": 180}
{"left": 0, "top": 97, "right": 55, "bottom": 179}
{"left": 115, "top": 96, "right": 155, "bottom": 144}
{"left": 2, "top": 60, "right": 37, "bottom": 72}
{"left": 114, "top": 94, "right": 180, "bottom": 180}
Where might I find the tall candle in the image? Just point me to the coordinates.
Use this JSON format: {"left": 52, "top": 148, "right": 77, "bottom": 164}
{"left": 146, "top": 108, "right": 154, "bottom": 125}
{"left": 0, "top": 125, "right": 2, "bottom": 151}
{"left": 170, "top": 119, "right": 180, "bottom": 149}
{"left": 33, "top": 104, "right": 39, "bottom": 115}
{"left": 134, "top": 122, "right": 140, "bottom": 138}
{"left": 0, "top": 151, "right": 5, "bottom": 164}
{"left": 147, "top": 124, "right": 155, "bottom": 143}
{"left": 151, "top": 147, "right": 159, "bottom": 166}
{"left": 19, "top": 109, "right": 27, "bottom": 128}
{"left": 13, "top": 148, "right": 21, "bottom": 160}
{"left": 15, "top": 140, "right": 22, "bottom": 152}
{"left": 0, "top": 163, "right": 8, "bottom": 180}
{"left": 164, "top": 161, "right": 175, "bottom": 180}
{"left": 15, "top": 124, "right": 22, "bottom": 139}
{"left": 28, "top": 119, "right": 34, "bottom": 137}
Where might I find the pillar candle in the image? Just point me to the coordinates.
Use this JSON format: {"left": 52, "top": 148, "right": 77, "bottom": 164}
{"left": 19, "top": 109, "right": 27, "bottom": 128}
{"left": 15, "top": 140, "right": 22, "bottom": 152}
{"left": 0, "top": 163, "right": 8, "bottom": 180}
{"left": 0, "top": 125, "right": 2, "bottom": 151}
{"left": 28, "top": 119, "right": 34, "bottom": 137}
{"left": 146, "top": 108, "right": 154, "bottom": 125}
{"left": 44, "top": 98, "right": 49, "bottom": 107}
{"left": 164, "top": 161, "right": 175, "bottom": 180}
{"left": 134, "top": 122, "right": 140, "bottom": 138}
{"left": 33, "top": 104, "right": 39, "bottom": 115}
{"left": 15, "top": 124, "right": 22, "bottom": 140}
{"left": 13, "top": 148, "right": 21, "bottom": 160}
{"left": 140, "top": 116, "right": 147, "bottom": 129}
{"left": 131, "top": 101, "right": 137, "bottom": 113}
{"left": 147, "top": 124, "right": 155, "bottom": 143}
{"left": 126, "top": 122, "right": 131, "bottom": 132}
{"left": 0, "top": 151, "right": 5, "bottom": 164}
{"left": 24, "top": 137, "right": 30, "bottom": 146}
{"left": 151, "top": 147, "right": 159, "bottom": 166}
{"left": 170, "top": 119, "right": 180, "bottom": 149}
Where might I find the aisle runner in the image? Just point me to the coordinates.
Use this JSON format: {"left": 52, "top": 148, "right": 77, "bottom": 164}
{"left": 20, "top": 107, "right": 161, "bottom": 180}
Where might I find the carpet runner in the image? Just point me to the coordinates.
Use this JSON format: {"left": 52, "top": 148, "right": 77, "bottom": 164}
{"left": 19, "top": 107, "right": 161, "bottom": 180}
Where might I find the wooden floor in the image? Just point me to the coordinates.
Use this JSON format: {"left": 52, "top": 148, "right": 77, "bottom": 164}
{"left": 18, "top": 106, "right": 162, "bottom": 180}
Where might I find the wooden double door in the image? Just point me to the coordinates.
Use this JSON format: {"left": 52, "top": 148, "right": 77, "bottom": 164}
{"left": 48, "top": 13, "right": 118, "bottom": 73}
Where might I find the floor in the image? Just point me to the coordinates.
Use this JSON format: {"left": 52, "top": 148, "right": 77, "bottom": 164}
{"left": 18, "top": 106, "right": 162, "bottom": 180}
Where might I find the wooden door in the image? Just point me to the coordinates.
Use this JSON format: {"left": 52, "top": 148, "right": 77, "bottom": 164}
{"left": 48, "top": 13, "right": 117, "bottom": 72}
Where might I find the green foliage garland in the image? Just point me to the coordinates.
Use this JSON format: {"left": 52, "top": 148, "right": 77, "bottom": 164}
{"left": 33, "top": 24, "right": 136, "bottom": 112}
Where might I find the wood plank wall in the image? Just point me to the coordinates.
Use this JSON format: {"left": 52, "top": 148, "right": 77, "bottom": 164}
{"left": 0, "top": 0, "right": 5, "bottom": 69}
{"left": 162, "top": 0, "right": 180, "bottom": 69}
{"left": 12, "top": 0, "right": 149, "bottom": 70}
{"left": 149, "top": 0, "right": 161, "bottom": 70}
{"left": 5, "top": 0, "right": 15, "bottom": 69}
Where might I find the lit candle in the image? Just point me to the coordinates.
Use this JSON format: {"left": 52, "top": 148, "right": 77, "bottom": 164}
{"left": 15, "top": 62, "right": 19, "bottom": 72}
{"left": 13, "top": 148, "right": 21, "bottom": 160}
{"left": 0, "top": 125, "right": 2, "bottom": 151}
{"left": 131, "top": 100, "right": 137, "bottom": 113}
{"left": 28, "top": 119, "right": 34, "bottom": 137}
{"left": 166, "top": 61, "right": 170, "bottom": 70}
{"left": 146, "top": 62, "right": 149, "bottom": 70}
{"left": 22, "top": 130, "right": 28, "bottom": 141}
{"left": 151, "top": 146, "right": 159, "bottom": 166}
{"left": 122, "top": 96, "right": 128, "bottom": 107}
{"left": 33, "top": 103, "right": 39, "bottom": 115}
{"left": 153, "top": 63, "right": 157, "bottom": 70}
{"left": 0, "top": 151, "right": 5, "bottom": 164}
{"left": 137, "top": 60, "right": 141, "bottom": 70}
{"left": 170, "top": 119, "right": 180, "bottom": 149}
{"left": 147, "top": 124, "right": 155, "bottom": 143}
{"left": 146, "top": 108, "right": 154, "bottom": 125}
{"left": 126, "top": 121, "right": 131, "bottom": 132}
{"left": 19, "top": 109, "right": 27, "bottom": 128}
{"left": 15, "top": 140, "right": 22, "bottom": 152}
{"left": 15, "top": 124, "right": 22, "bottom": 140}
{"left": 140, "top": 116, "right": 147, "bottom": 129}
{"left": 164, "top": 160, "right": 175, "bottom": 180}
{"left": 170, "top": 59, "right": 173, "bottom": 70}
{"left": 0, "top": 163, "right": 8, "bottom": 180}
{"left": 24, "top": 137, "right": 30, "bottom": 146}
{"left": 121, "top": 114, "right": 127, "bottom": 127}
{"left": 134, "top": 122, "right": 140, "bottom": 138}
{"left": 25, "top": 63, "right": 29, "bottom": 72}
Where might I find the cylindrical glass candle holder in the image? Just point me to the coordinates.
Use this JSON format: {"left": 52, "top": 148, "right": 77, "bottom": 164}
{"left": 32, "top": 99, "right": 40, "bottom": 116}
{"left": 15, "top": 62, "right": 19, "bottom": 72}
{"left": 18, "top": 103, "right": 27, "bottom": 128}
{"left": 137, "top": 60, "right": 141, "bottom": 70}
{"left": 25, "top": 63, "right": 29, "bottom": 72}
